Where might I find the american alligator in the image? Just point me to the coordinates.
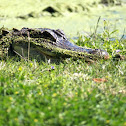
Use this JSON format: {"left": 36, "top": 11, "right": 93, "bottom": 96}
{"left": 0, "top": 27, "right": 109, "bottom": 62}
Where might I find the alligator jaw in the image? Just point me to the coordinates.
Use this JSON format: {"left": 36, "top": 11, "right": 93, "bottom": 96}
{"left": 12, "top": 36, "right": 109, "bottom": 62}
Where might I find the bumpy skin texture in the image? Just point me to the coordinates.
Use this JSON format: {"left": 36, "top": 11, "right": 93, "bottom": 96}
{"left": 0, "top": 27, "right": 109, "bottom": 61}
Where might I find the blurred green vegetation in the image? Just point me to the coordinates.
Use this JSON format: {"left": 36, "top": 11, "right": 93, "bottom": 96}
{"left": 0, "top": 0, "right": 126, "bottom": 36}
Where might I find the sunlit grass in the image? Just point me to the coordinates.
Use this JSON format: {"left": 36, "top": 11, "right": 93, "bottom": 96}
{"left": 0, "top": 28, "right": 126, "bottom": 125}
{"left": 0, "top": 56, "right": 126, "bottom": 125}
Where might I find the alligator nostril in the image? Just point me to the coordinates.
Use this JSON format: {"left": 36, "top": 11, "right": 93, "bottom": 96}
{"left": 100, "top": 50, "right": 109, "bottom": 59}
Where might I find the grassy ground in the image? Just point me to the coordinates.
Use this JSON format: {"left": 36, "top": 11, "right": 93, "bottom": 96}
{"left": 0, "top": 20, "right": 126, "bottom": 126}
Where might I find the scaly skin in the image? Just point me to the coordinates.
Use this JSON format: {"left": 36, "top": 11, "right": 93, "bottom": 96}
{"left": 0, "top": 27, "right": 109, "bottom": 61}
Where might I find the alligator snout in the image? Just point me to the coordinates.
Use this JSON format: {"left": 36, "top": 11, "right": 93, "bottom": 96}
{"left": 89, "top": 49, "right": 109, "bottom": 59}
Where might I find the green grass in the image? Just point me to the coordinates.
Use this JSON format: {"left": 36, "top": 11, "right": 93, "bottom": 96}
{"left": 0, "top": 22, "right": 126, "bottom": 126}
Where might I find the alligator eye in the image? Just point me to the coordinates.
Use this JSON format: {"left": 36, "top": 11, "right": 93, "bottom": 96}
{"left": 2, "top": 30, "right": 10, "bottom": 36}
{"left": 41, "top": 31, "right": 56, "bottom": 42}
